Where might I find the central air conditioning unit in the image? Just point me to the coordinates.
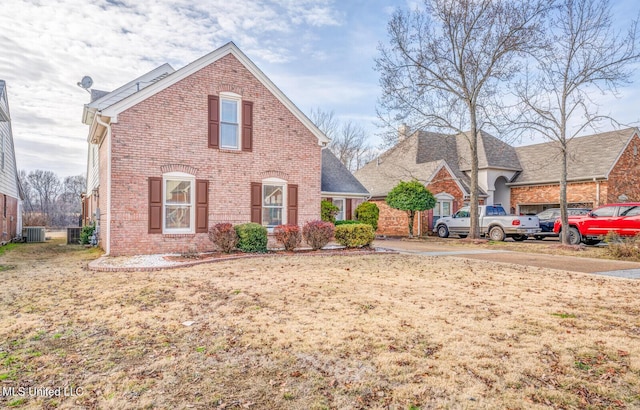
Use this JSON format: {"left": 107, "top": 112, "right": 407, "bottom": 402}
{"left": 22, "top": 227, "right": 46, "bottom": 243}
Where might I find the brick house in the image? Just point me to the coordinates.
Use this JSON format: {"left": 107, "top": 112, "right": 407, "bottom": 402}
{"left": 354, "top": 127, "right": 640, "bottom": 236}
{"left": 81, "top": 42, "right": 340, "bottom": 256}
{"left": 320, "top": 149, "right": 369, "bottom": 220}
{"left": 0, "top": 80, "right": 23, "bottom": 241}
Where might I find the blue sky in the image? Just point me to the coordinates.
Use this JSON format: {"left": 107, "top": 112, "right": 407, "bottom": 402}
{"left": 1, "top": 0, "right": 639, "bottom": 178}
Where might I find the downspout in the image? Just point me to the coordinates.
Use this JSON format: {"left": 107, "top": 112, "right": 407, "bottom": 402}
{"left": 594, "top": 177, "right": 600, "bottom": 206}
{"left": 95, "top": 115, "right": 112, "bottom": 256}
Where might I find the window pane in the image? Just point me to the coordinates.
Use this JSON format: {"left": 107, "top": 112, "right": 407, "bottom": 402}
{"left": 332, "top": 199, "right": 344, "bottom": 221}
{"left": 263, "top": 185, "right": 283, "bottom": 206}
{"left": 221, "top": 99, "right": 237, "bottom": 123}
{"left": 592, "top": 206, "right": 616, "bottom": 217}
{"left": 165, "top": 205, "right": 191, "bottom": 229}
{"left": 165, "top": 180, "right": 191, "bottom": 204}
{"left": 262, "top": 207, "right": 282, "bottom": 227}
{"left": 220, "top": 123, "right": 238, "bottom": 148}
{"left": 442, "top": 202, "right": 450, "bottom": 216}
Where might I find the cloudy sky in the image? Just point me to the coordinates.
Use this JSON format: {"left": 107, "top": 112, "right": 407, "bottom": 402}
{"left": 1, "top": 0, "right": 639, "bottom": 178}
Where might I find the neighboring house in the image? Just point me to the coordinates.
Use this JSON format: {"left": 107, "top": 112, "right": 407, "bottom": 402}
{"left": 82, "top": 42, "right": 331, "bottom": 256}
{"left": 510, "top": 128, "right": 640, "bottom": 214}
{"left": 321, "top": 149, "right": 369, "bottom": 220}
{"left": 0, "top": 80, "right": 24, "bottom": 241}
{"left": 355, "top": 127, "right": 640, "bottom": 236}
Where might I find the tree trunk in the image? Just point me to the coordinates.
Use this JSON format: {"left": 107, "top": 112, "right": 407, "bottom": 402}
{"left": 408, "top": 210, "right": 415, "bottom": 238}
{"left": 468, "top": 115, "right": 480, "bottom": 239}
{"left": 559, "top": 143, "right": 569, "bottom": 244}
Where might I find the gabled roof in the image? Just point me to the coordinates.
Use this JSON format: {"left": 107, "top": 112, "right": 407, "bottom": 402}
{"left": 84, "top": 42, "right": 329, "bottom": 145}
{"left": 355, "top": 132, "right": 450, "bottom": 198}
{"left": 355, "top": 130, "right": 511, "bottom": 198}
{"left": 321, "top": 149, "right": 369, "bottom": 196}
{"left": 455, "top": 130, "right": 521, "bottom": 171}
{"left": 0, "top": 80, "right": 8, "bottom": 121}
{"left": 511, "top": 128, "right": 637, "bottom": 186}
{"left": 82, "top": 64, "right": 175, "bottom": 126}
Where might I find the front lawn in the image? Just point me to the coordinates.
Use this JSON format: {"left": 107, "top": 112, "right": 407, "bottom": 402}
{"left": 1, "top": 238, "right": 639, "bottom": 409}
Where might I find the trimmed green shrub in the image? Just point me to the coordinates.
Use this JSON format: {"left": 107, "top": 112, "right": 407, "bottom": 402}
{"left": 335, "top": 220, "right": 360, "bottom": 226}
{"left": 354, "top": 201, "right": 379, "bottom": 231}
{"left": 321, "top": 200, "right": 339, "bottom": 223}
{"left": 80, "top": 224, "right": 95, "bottom": 245}
{"left": 302, "top": 220, "right": 335, "bottom": 250}
{"left": 334, "top": 223, "right": 375, "bottom": 248}
{"left": 274, "top": 224, "right": 302, "bottom": 251}
{"left": 234, "top": 223, "right": 268, "bottom": 253}
{"left": 208, "top": 223, "right": 238, "bottom": 253}
{"left": 386, "top": 180, "right": 436, "bottom": 238}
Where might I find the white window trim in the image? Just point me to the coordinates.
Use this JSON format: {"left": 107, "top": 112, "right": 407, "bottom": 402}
{"left": 163, "top": 172, "right": 195, "bottom": 234}
{"left": 332, "top": 198, "right": 346, "bottom": 221}
{"left": 219, "top": 91, "right": 241, "bottom": 150}
{"left": 262, "top": 177, "right": 287, "bottom": 229}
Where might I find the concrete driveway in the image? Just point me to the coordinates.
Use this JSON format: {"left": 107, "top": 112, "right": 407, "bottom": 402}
{"left": 374, "top": 238, "right": 640, "bottom": 279}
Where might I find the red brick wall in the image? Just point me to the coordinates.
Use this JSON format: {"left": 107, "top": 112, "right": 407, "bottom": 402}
{"left": 510, "top": 181, "right": 603, "bottom": 211}
{"left": 607, "top": 134, "right": 640, "bottom": 202}
{"left": 0, "top": 195, "right": 18, "bottom": 240}
{"left": 104, "top": 53, "right": 322, "bottom": 255}
{"left": 373, "top": 166, "right": 466, "bottom": 237}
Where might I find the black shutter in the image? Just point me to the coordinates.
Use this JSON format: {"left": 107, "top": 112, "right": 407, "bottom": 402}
{"left": 346, "top": 198, "right": 353, "bottom": 220}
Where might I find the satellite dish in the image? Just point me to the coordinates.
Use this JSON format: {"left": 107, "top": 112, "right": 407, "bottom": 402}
{"left": 77, "top": 76, "right": 93, "bottom": 90}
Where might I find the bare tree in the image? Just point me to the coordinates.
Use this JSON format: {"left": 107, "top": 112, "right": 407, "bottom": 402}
{"left": 310, "top": 109, "right": 376, "bottom": 171}
{"left": 514, "top": 0, "right": 640, "bottom": 244}
{"left": 56, "top": 175, "right": 86, "bottom": 226}
{"left": 376, "top": 0, "right": 549, "bottom": 238}
{"left": 309, "top": 108, "right": 339, "bottom": 140}
{"left": 26, "top": 170, "right": 61, "bottom": 226}
{"left": 18, "top": 169, "right": 34, "bottom": 213}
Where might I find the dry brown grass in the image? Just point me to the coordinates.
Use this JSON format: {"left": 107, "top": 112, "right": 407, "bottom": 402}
{"left": 1, "top": 238, "right": 639, "bottom": 409}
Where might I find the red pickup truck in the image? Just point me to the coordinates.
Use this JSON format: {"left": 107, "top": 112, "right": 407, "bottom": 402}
{"left": 553, "top": 202, "right": 640, "bottom": 245}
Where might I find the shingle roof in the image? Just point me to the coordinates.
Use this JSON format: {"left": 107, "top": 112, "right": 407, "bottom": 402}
{"left": 354, "top": 132, "right": 444, "bottom": 198}
{"left": 86, "top": 63, "right": 175, "bottom": 111}
{"left": 355, "top": 130, "right": 515, "bottom": 198}
{"left": 512, "top": 128, "right": 637, "bottom": 185}
{"left": 455, "top": 130, "right": 521, "bottom": 171}
{"left": 321, "top": 149, "right": 369, "bottom": 196}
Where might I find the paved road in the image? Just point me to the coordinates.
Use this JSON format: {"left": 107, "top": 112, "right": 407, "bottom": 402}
{"left": 374, "top": 238, "right": 640, "bottom": 279}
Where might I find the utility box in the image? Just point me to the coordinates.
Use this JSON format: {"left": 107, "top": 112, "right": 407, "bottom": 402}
{"left": 22, "top": 227, "right": 46, "bottom": 243}
{"left": 67, "top": 227, "right": 81, "bottom": 244}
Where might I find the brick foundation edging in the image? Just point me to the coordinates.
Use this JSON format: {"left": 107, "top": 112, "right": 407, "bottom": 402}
{"left": 87, "top": 248, "right": 398, "bottom": 272}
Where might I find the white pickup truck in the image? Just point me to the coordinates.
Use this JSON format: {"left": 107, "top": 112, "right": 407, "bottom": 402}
{"left": 433, "top": 205, "right": 540, "bottom": 241}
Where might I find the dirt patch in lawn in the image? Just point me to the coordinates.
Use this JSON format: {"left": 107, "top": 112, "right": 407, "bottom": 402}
{"left": 1, "top": 238, "right": 639, "bottom": 409}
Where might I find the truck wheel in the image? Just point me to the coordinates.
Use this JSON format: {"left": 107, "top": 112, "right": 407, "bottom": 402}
{"left": 436, "top": 225, "right": 449, "bottom": 238}
{"left": 568, "top": 227, "right": 581, "bottom": 245}
{"left": 513, "top": 234, "right": 527, "bottom": 241}
{"left": 534, "top": 235, "right": 543, "bottom": 240}
{"left": 489, "top": 226, "right": 506, "bottom": 241}
{"left": 458, "top": 234, "right": 467, "bottom": 239}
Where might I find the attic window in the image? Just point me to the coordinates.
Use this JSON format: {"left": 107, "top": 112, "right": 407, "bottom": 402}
{"left": 634, "top": 145, "right": 638, "bottom": 157}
